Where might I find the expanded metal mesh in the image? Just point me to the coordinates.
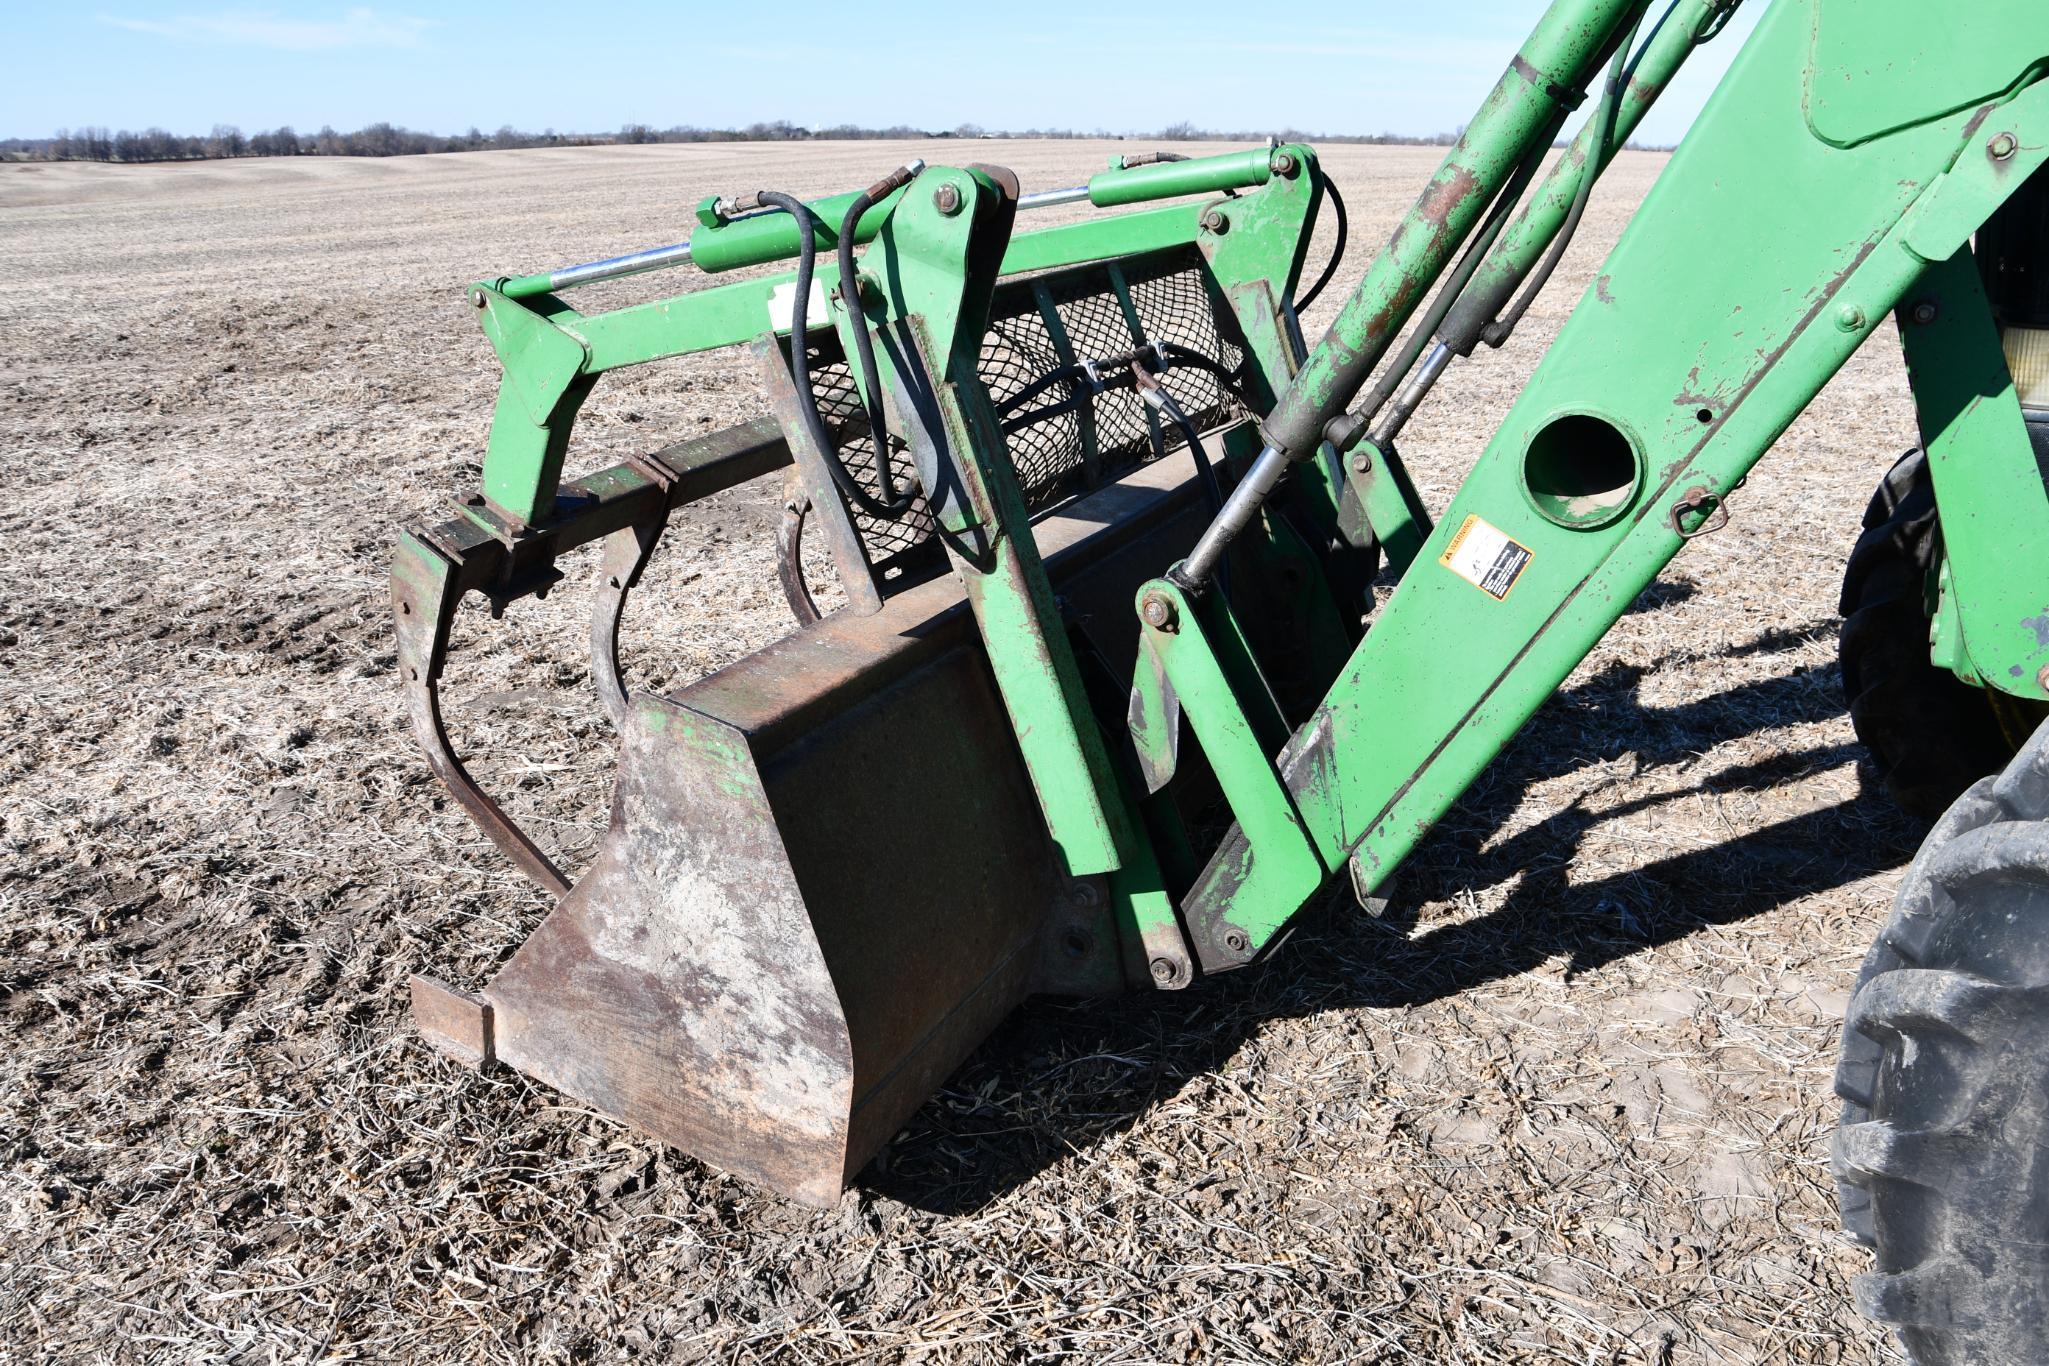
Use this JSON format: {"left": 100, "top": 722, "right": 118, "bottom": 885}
{"left": 792, "top": 244, "right": 1249, "bottom": 575}
{"left": 801, "top": 345, "right": 938, "bottom": 565}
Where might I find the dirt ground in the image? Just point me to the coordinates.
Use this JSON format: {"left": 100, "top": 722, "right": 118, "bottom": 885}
{"left": 0, "top": 139, "right": 1923, "bottom": 1362}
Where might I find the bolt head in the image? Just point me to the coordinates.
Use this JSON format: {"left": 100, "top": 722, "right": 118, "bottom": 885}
{"left": 471, "top": 289, "right": 488, "bottom": 308}
{"left": 1149, "top": 957, "right": 1180, "bottom": 985}
{"left": 2037, "top": 663, "right": 2049, "bottom": 694}
{"left": 1269, "top": 150, "right": 1297, "bottom": 176}
{"left": 1836, "top": 304, "right": 1866, "bottom": 332}
{"left": 1350, "top": 452, "right": 1373, "bottom": 475}
{"left": 1141, "top": 592, "right": 1176, "bottom": 631}
{"left": 1911, "top": 300, "right": 1940, "bottom": 326}
{"left": 1991, "top": 133, "right": 2019, "bottom": 161}
{"left": 932, "top": 182, "right": 963, "bottom": 215}
{"left": 1222, "top": 929, "right": 1250, "bottom": 955}
{"left": 1200, "top": 207, "right": 1228, "bottom": 233}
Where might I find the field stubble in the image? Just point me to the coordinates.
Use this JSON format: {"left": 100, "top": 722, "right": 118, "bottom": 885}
{"left": 0, "top": 141, "right": 1914, "bottom": 1361}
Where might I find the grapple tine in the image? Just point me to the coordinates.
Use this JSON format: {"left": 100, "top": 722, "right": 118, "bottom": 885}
{"left": 392, "top": 529, "right": 570, "bottom": 900}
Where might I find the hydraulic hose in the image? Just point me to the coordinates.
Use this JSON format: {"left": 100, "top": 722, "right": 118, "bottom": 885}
{"left": 995, "top": 343, "right": 1254, "bottom": 430}
{"left": 1480, "top": 2, "right": 1645, "bottom": 347}
{"left": 756, "top": 189, "right": 920, "bottom": 520}
{"left": 1295, "top": 175, "right": 1349, "bottom": 314}
{"left": 835, "top": 165, "right": 923, "bottom": 508}
{"left": 1136, "top": 369, "right": 1227, "bottom": 514}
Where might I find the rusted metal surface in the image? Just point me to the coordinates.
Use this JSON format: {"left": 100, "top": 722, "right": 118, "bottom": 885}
{"left": 392, "top": 531, "right": 572, "bottom": 899}
{"left": 775, "top": 477, "right": 824, "bottom": 625}
{"left": 392, "top": 418, "right": 794, "bottom": 897}
{"left": 456, "top": 447, "right": 1218, "bottom": 1203}
{"left": 589, "top": 507, "right": 672, "bottom": 732}
{"left": 411, "top": 974, "right": 495, "bottom": 1067}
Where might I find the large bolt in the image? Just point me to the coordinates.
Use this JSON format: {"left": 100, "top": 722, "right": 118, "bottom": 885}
{"left": 932, "top": 182, "right": 963, "bottom": 215}
{"left": 1141, "top": 591, "right": 1177, "bottom": 631}
{"left": 1269, "top": 150, "right": 1298, "bottom": 176}
{"left": 1990, "top": 133, "right": 2019, "bottom": 162}
{"left": 1200, "top": 207, "right": 1229, "bottom": 234}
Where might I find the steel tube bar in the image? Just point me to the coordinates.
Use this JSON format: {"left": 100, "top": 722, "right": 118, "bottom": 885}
{"left": 1019, "top": 185, "right": 1090, "bottom": 211}
{"left": 503, "top": 240, "right": 697, "bottom": 298}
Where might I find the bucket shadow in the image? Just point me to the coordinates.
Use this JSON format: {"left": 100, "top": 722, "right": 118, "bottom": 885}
{"left": 863, "top": 614, "right": 1924, "bottom": 1215}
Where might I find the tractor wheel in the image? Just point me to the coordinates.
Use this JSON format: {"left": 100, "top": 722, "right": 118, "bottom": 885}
{"left": 1833, "top": 718, "right": 2049, "bottom": 1364}
{"left": 1838, "top": 450, "right": 2014, "bottom": 821}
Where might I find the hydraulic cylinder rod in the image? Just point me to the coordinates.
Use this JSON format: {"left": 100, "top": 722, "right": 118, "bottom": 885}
{"left": 1176, "top": 0, "right": 1649, "bottom": 588}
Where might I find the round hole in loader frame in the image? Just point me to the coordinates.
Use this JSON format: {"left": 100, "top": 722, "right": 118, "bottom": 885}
{"left": 1520, "top": 411, "right": 1644, "bottom": 531}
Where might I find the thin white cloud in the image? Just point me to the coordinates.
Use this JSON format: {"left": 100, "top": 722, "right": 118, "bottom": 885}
{"left": 97, "top": 8, "right": 433, "bottom": 52}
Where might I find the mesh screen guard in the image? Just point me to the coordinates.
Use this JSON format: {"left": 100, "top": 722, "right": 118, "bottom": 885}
{"left": 791, "top": 244, "right": 1252, "bottom": 576}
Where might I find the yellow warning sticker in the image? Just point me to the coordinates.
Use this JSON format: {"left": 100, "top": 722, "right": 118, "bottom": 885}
{"left": 1439, "top": 513, "right": 1533, "bottom": 601}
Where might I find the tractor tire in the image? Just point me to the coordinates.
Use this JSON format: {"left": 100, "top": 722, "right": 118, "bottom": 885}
{"left": 1838, "top": 450, "right": 2013, "bottom": 822}
{"left": 1833, "top": 718, "right": 2049, "bottom": 1364}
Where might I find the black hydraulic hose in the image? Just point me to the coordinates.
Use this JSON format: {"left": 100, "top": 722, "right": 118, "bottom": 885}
{"left": 996, "top": 343, "right": 1256, "bottom": 431}
{"left": 756, "top": 189, "right": 919, "bottom": 520}
{"left": 1146, "top": 383, "right": 1226, "bottom": 515}
{"left": 998, "top": 364, "right": 1092, "bottom": 425}
{"left": 835, "top": 187, "right": 905, "bottom": 507}
{"left": 1480, "top": 3, "right": 1645, "bottom": 348}
{"left": 1295, "top": 174, "right": 1349, "bottom": 314}
{"left": 1158, "top": 342, "right": 1254, "bottom": 406}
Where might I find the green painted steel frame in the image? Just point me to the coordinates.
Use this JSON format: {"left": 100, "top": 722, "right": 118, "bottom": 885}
{"left": 1156, "top": 0, "right": 2049, "bottom": 971}
{"left": 434, "top": 143, "right": 1332, "bottom": 989}
{"left": 467, "top": 148, "right": 1303, "bottom": 526}
{"left": 1902, "top": 251, "right": 2049, "bottom": 697}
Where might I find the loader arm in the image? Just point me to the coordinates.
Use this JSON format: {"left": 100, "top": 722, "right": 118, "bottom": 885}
{"left": 1155, "top": 0, "right": 2049, "bottom": 969}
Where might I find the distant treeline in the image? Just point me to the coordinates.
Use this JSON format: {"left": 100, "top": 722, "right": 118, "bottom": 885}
{"left": 3, "top": 118, "right": 1478, "bottom": 165}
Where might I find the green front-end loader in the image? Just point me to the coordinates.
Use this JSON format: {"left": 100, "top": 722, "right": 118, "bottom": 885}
{"left": 392, "top": 0, "right": 2049, "bottom": 1357}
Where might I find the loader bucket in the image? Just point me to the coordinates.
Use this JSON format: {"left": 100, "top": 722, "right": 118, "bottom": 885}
{"left": 412, "top": 448, "right": 1221, "bottom": 1204}
{"left": 399, "top": 153, "right": 1347, "bottom": 1203}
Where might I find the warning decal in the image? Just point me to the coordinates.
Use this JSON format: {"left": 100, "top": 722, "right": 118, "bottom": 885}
{"left": 1439, "top": 514, "right": 1533, "bottom": 601}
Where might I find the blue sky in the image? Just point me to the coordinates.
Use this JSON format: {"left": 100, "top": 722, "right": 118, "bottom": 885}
{"left": 4, "top": 2, "right": 1760, "bottom": 145}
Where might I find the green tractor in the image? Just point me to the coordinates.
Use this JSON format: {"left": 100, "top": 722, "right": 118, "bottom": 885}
{"left": 393, "top": 0, "right": 2049, "bottom": 1357}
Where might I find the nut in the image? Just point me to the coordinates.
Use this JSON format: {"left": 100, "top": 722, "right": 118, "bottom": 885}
{"left": 1269, "top": 150, "right": 1298, "bottom": 176}
{"left": 932, "top": 182, "right": 963, "bottom": 215}
{"left": 1140, "top": 591, "right": 1177, "bottom": 631}
{"left": 1990, "top": 133, "right": 2019, "bottom": 161}
{"left": 1200, "top": 207, "right": 1229, "bottom": 234}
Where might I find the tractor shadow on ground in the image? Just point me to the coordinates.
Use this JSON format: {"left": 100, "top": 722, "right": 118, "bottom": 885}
{"left": 864, "top": 608, "right": 1926, "bottom": 1216}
